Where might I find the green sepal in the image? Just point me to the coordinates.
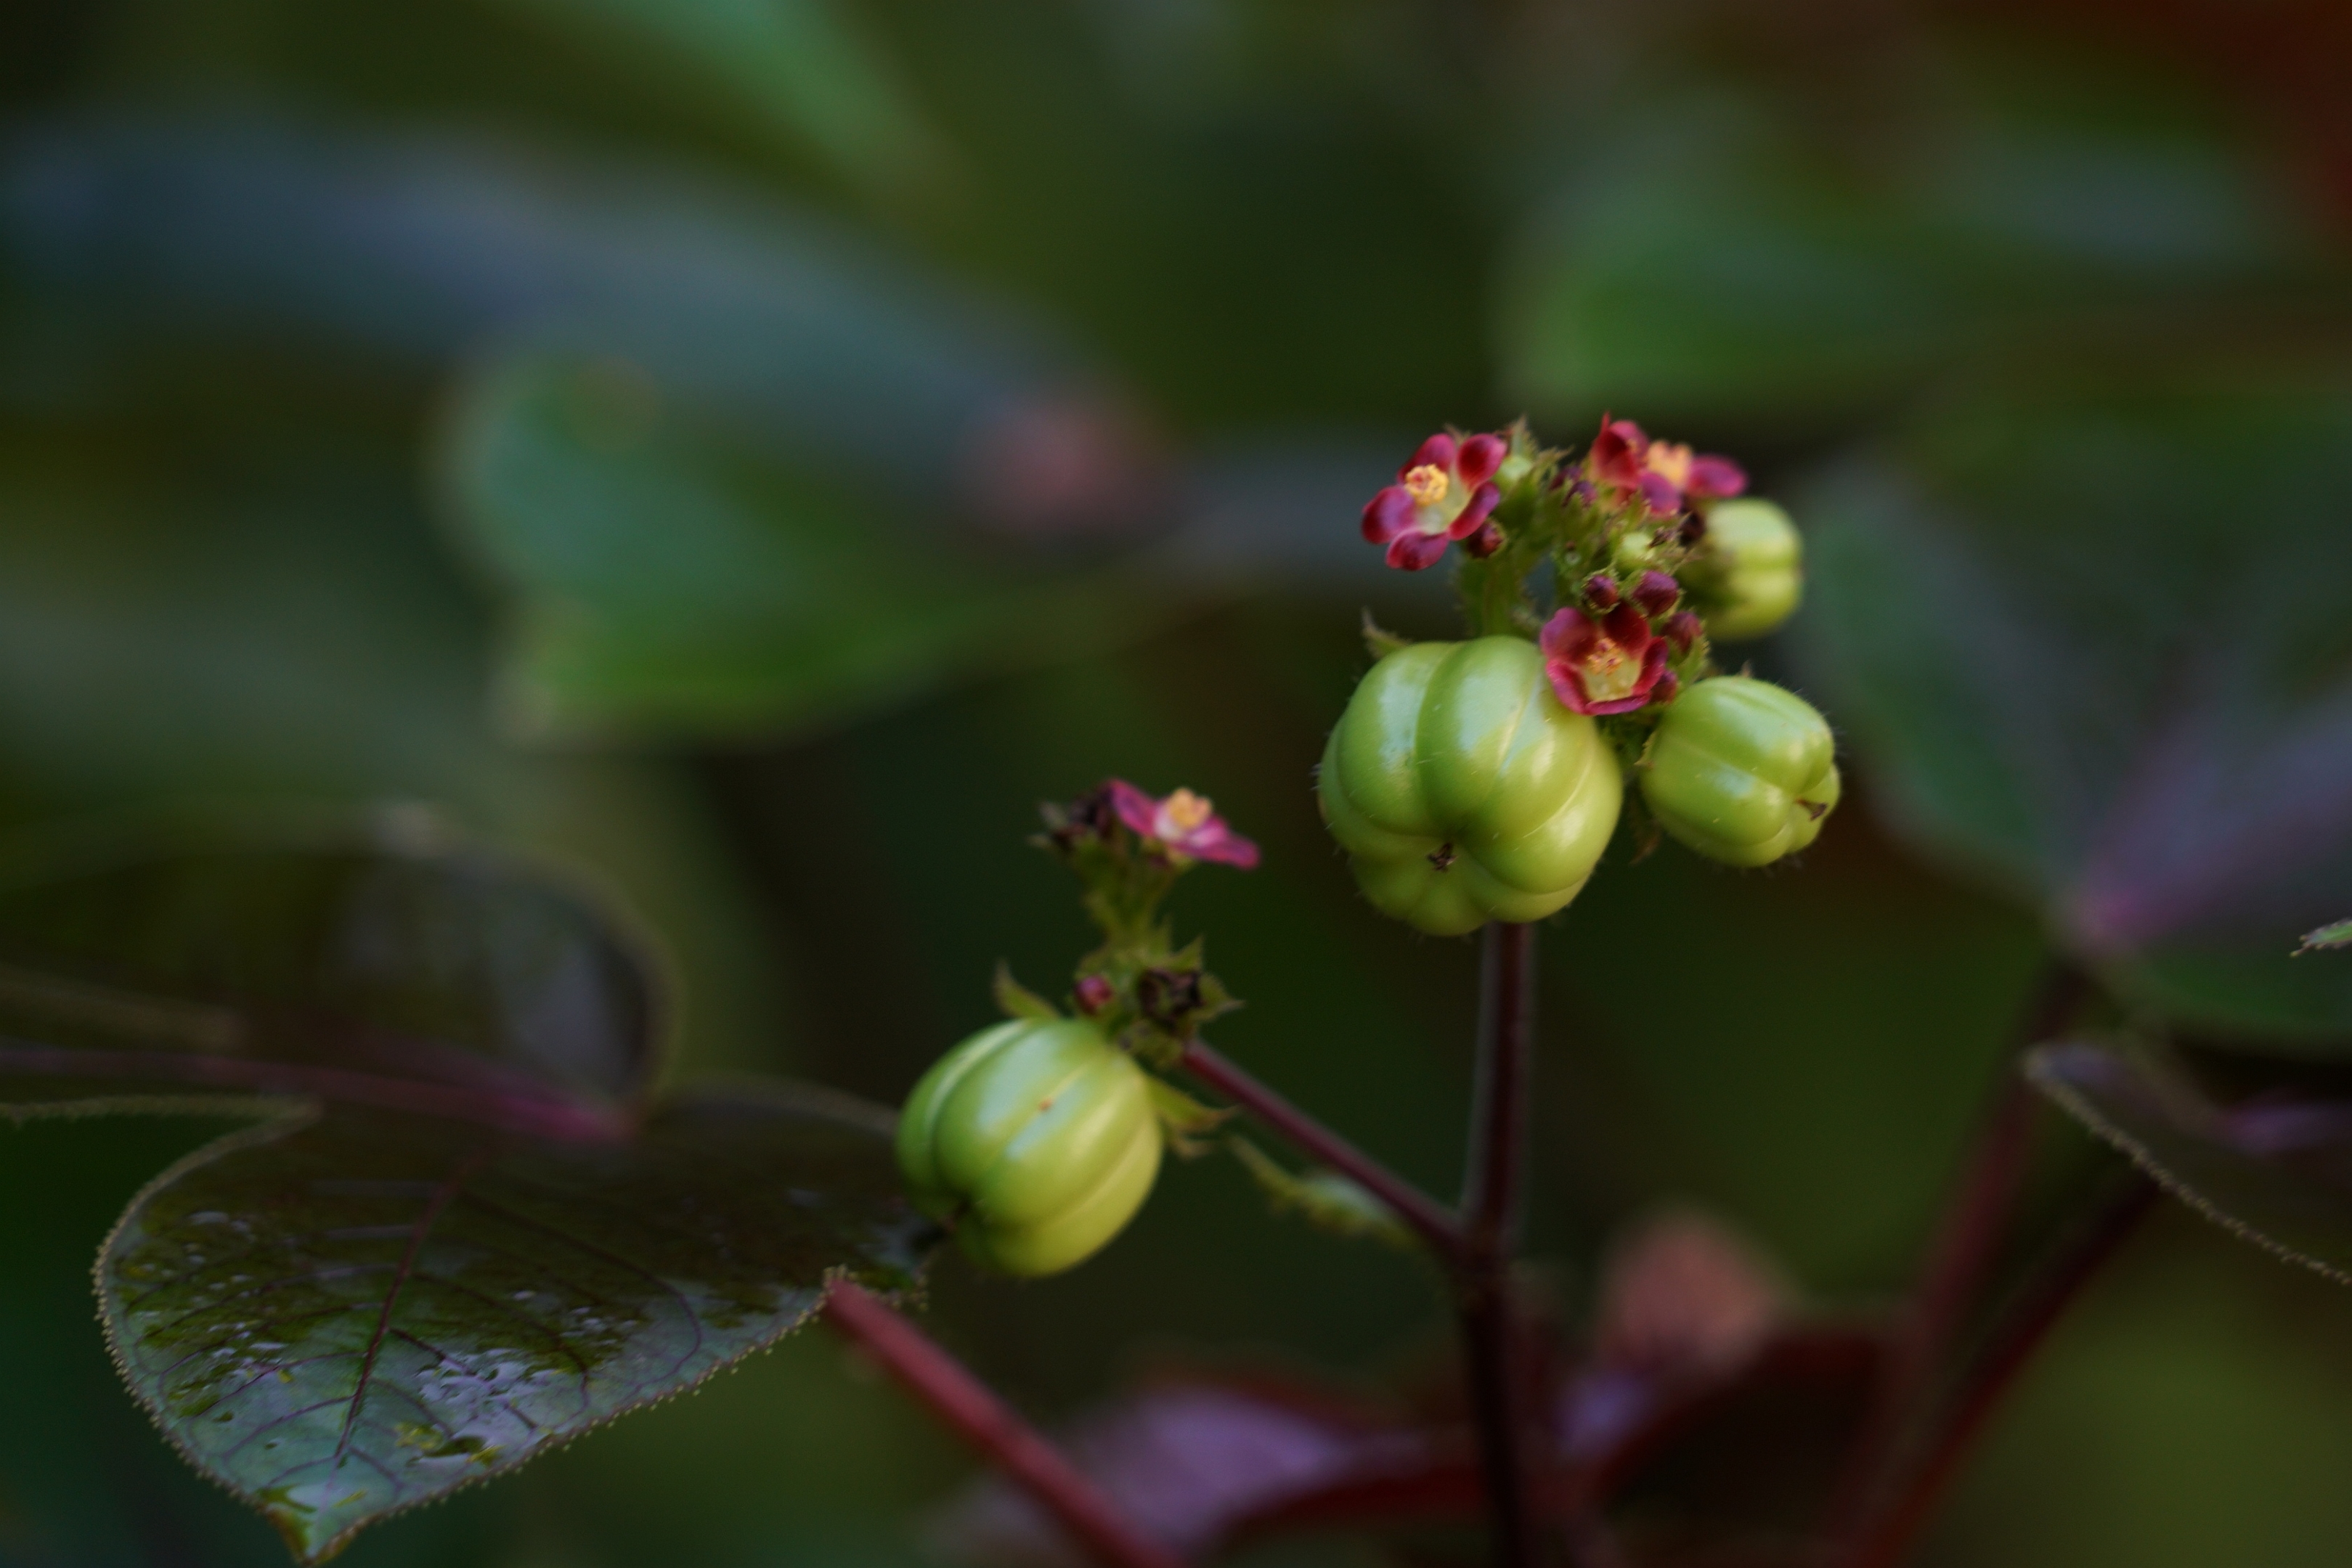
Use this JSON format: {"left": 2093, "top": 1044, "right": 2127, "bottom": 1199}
{"left": 1146, "top": 1078, "right": 1235, "bottom": 1158}
{"left": 992, "top": 963, "right": 1062, "bottom": 1023}
{"left": 1230, "top": 1138, "right": 1417, "bottom": 1251}
{"left": 1361, "top": 609, "right": 1415, "bottom": 661}
{"left": 2298, "top": 920, "right": 2352, "bottom": 955}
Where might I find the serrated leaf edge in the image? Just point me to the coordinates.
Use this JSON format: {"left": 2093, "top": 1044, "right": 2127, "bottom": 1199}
{"left": 2025, "top": 1040, "right": 2352, "bottom": 1289}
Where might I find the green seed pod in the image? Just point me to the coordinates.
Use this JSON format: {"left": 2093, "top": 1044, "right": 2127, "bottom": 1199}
{"left": 897, "top": 1018, "right": 1162, "bottom": 1277}
{"left": 1640, "top": 677, "right": 1839, "bottom": 867}
{"left": 1318, "top": 636, "right": 1624, "bottom": 936}
{"left": 1689, "top": 499, "right": 1802, "bottom": 641}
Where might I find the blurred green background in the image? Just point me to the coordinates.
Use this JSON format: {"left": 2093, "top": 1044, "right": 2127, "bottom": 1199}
{"left": 4, "top": 1, "right": 2352, "bottom": 1564}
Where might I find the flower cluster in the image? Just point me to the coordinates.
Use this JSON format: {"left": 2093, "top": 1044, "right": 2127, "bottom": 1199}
{"left": 1352, "top": 416, "right": 1768, "bottom": 723}
{"left": 1030, "top": 780, "right": 1251, "bottom": 1067}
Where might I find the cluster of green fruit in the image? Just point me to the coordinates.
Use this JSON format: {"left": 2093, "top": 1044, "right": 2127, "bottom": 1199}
{"left": 895, "top": 419, "right": 1839, "bottom": 1274}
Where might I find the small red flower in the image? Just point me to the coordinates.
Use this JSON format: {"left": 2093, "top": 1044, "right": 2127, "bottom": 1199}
{"left": 1539, "top": 604, "right": 1670, "bottom": 716}
{"left": 1106, "top": 780, "right": 1261, "bottom": 868}
{"left": 1588, "top": 417, "right": 1746, "bottom": 516}
{"left": 1361, "top": 432, "right": 1507, "bottom": 571}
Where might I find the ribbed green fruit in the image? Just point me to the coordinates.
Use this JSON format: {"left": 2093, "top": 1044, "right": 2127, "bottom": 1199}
{"left": 896, "top": 1018, "right": 1162, "bottom": 1277}
{"left": 1690, "top": 499, "right": 1802, "bottom": 641}
{"left": 1318, "top": 637, "right": 1624, "bottom": 936}
{"left": 1640, "top": 677, "right": 1839, "bottom": 867}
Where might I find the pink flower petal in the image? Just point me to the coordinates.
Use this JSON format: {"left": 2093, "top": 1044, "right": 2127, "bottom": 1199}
{"left": 1404, "top": 433, "right": 1457, "bottom": 478}
{"left": 1455, "top": 433, "right": 1507, "bottom": 486}
{"left": 1386, "top": 531, "right": 1452, "bottom": 571}
{"left": 1107, "top": 779, "right": 1163, "bottom": 841}
{"left": 1540, "top": 604, "right": 1596, "bottom": 661}
{"left": 1590, "top": 418, "right": 1649, "bottom": 490}
{"left": 1446, "top": 482, "right": 1501, "bottom": 539}
{"left": 1183, "top": 823, "right": 1261, "bottom": 870}
{"left": 1600, "top": 603, "right": 1658, "bottom": 653}
{"left": 1361, "top": 486, "right": 1415, "bottom": 544}
{"left": 1688, "top": 456, "right": 1747, "bottom": 498}
{"left": 1637, "top": 472, "right": 1683, "bottom": 515}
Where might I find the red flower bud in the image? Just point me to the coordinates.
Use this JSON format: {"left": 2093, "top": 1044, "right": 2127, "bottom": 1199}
{"left": 1633, "top": 571, "right": 1681, "bottom": 617}
{"left": 1662, "top": 611, "right": 1704, "bottom": 652}
{"left": 1073, "top": 975, "right": 1115, "bottom": 1016}
{"left": 1584, "top": 573, "right": 1621, "bottom": 611}
{"left": 1651, "top": 669, "right": 1681, "bottom": 706}
{"left": 1460, "top": 518, "right": 1504, "bottom": 559}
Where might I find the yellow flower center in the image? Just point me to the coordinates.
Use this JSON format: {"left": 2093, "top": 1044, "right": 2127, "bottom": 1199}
{"left": 1402, "top": 464, "right": 1451, "bottom": 507}
{"left": 1582, "top": 637, "right": 1643, "bottom": 702}
{"left": 1160, "top": 788, "right": 1214, "bottom": 835}
{"left": 1645, "top": 442, "right": 1693, "bottom": 489}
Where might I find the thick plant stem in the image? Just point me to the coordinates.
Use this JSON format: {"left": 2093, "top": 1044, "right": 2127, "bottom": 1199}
{"left": 1458, "top": 920, "right": 1540, "bottom": 1568}
{"left": 823, "top": 1281, "right": 1189, "bottom": 1568}
{"left": 1179, "top": 1039, "right": 1468, "bottom": 1260}
{"left": 1826, "top": 963, "right": 2091, "bottom": 1537}
{"left": 1839, "top": 1173, "right": 2157, "bottom": 1568}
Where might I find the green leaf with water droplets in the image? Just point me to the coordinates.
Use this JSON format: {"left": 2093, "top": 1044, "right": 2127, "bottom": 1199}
{"left": 101, "top": 1085, "right": 932, "bottom": 1562}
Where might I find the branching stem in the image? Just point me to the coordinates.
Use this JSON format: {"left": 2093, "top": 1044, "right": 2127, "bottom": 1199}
{"left": 823, "top": 1281, "right": 1189, "bottom": 1568}
{"left": 1178, "top": 1040, "right": 1468, "bottom": 1261}
{"left": 1183, "top": 923, "right": 1542, "bottom": 1567}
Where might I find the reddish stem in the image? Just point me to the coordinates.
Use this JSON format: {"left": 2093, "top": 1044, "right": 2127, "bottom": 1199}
{"left": 1457, "top": 920, "right": 1540, "bottom": 1568}
{"left": 1825, "top": 963, "right": 2088, "bottom": 1538}
{"left": 1840, "top": 1174, "right": 2157, "bottom": 1568}
{"left": 1179, "top": 1039, "right": 1468, "bottom": 1261}
{"left": 823, "top": 1281, "right": 1189, "bottom": 1568}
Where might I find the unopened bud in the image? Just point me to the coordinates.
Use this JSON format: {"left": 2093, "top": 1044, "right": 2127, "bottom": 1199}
{"left": 1651, "top": 669, "right": 1681, "bottom": 706}
{"left": 1633, "top": 571, "right": 1680, "bottom": 617}
{"left": 1073, "top": 975, "right": 1115, "bottom": 1016}
{"left": 1046, "top": 785, "right": 1115, "bottom": 849}
{"left": 1137, "top": 968, "right": 1203, "bottom": 1029}
{"left": 1461, "top": 518, "right": 1504, "bottom": 559}
{"left": 1676, "top": 515, "right": 1708, "bottom": 547}
{"left": 1662, "top": 611, "right": 1704, "bottom": 653}
{"left": 1583, "top": 573, "right": 1621, "bottom": 611}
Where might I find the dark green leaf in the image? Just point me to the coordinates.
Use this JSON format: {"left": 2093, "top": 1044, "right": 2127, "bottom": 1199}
{"left": 100, "top": 1085, "right": 931, "bottom": 1561}
{"left": 485, "top": 0, "right": 944, "bottom": 197}
{"left": 1499, "top": 68, "right": 2339, "bottom": 430}
{"left": 0, "top": 825, "right": 660, "bottom": 1127}
{"left": 1797, "top": 377, "right": 2352, "bottom": 1044}
{"left": 2029, "top": 1038, "right": 2352, "bottom": 1283}
{"left": 0, "top": 118, "right": 1085, "bottom": 502}
{"left": 434, "top": 352, "right": 1188, "bottom": 741}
